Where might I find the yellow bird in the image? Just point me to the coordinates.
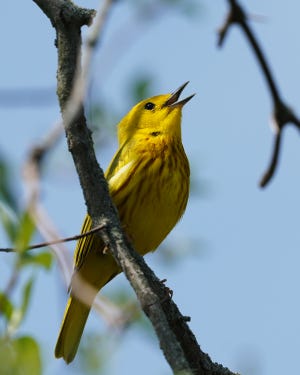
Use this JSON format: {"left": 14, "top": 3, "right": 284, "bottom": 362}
{"left": 55, "top": 82, "right": 194, "bottom": 363}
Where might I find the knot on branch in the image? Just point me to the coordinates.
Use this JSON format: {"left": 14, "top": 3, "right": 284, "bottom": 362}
{"left": 273, "top": 101, "right": 294, "bottom": 131}
{"left": 54, "top": 2, "right": 95, "bottom": 29}
{"left": 218, "top": 0, "right": 246, "bottom": 46}
{"left": 33, "top": 0, "right": 96, "bottom": 30}
{"left": 218, "top": 0, "right": 300, "bottom": 188}
{"left": 29, "top": 146, "right": 46, "bottom": 167}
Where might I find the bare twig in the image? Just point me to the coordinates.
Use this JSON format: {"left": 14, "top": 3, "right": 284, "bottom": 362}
{"left": 30, "top": 205, "right": 73, "bottom": 286}
{"left": 22, "top": 120, "right": 72, "bottom": 285}
{"left": 259, "top": 130, "right": 281, "bottom": 187}
{"left": 0, "top": 223, "right": 106, "bottom": 253}
{"left": 218, "top": 0, "right": 300, "bottom": 187}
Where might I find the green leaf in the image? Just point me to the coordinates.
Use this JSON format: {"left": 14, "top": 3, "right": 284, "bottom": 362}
{"left": 0, "top": 200, "right": 18, "bottom": 241}
{"left": 19, "top": 252, "right": 53, "bottom": 270}
{"left": 0, "top": 156, "right": 18, "bottom": 212}
{"left": 5, "top": 277, "right": 34, "bottom": 336}
{"left": 0, "top": 336, "right": 42, "bottom": 375}
{"left": 20, "top": 277, "right": 34, "bottom": 319}
{"left": 0, "top": 293, "right": 14, "bottom": 321}
{"left": 14, "top": 211, "right": 36, "bottom": 252}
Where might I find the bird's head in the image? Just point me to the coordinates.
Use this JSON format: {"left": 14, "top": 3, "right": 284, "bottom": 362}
{"left": 117, "top": 82, "right": 194, "bottom": 145}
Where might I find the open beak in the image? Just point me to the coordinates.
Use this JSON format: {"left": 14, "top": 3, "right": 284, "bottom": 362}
{"left": 164, "top": 81, "right": 195, "bottom": 108}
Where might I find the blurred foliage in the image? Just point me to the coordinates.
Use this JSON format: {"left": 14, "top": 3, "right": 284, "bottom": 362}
{"left": 14, "top": 211, "right": 36, "bottom": 252}
{"left": 0, "top": 155, "right": 18, "bottom": 213}
{"left": 0, "top": 155, "right": 18, "bottom": 242}
{"left": 19, "top": 252, "right": 52, "bottom": 270}
{"left": 77, "top": 333, "right": 109, "bottom": 375}
{"left": 0, "top": 155, "right": 53, "bottom": 375}
{"left": 0, "top": 336, "right": 41, "bottom": 375}
{"left": 8, "top": 278, "right": 34, "bottom": 335}
{"left": 0, "top": 200, "right": 18, "bottom": 243}
{"left": 0, "top": 0, "right": 201, "bottom": 374}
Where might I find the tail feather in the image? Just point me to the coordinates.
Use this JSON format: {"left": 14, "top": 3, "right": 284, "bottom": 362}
{"left": 55, "top": 296, "right": 90, "bottom": 364}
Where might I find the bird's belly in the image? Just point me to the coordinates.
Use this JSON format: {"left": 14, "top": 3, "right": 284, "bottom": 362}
{"left": 115, "top": 168, "right": 189, "bottom": 255}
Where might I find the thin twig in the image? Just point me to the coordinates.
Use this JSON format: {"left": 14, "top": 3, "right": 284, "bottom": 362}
{"left": 29, "top": 204, "right": 73, "bottom": 286}
{"left": 259, "top": 131, "right": 282, "bottom": 188}
{"left": 218, "top": 0, "right": 300, "bottom": 187}
{"left": 22, "top": 119, "right": 72, "bottom": 285}
{"left": 0, "top": 223, "right": 106, "bottom": 253}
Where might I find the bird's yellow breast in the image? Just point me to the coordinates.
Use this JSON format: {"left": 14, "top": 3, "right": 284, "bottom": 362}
{"left": 108, "top": 134, "right": 190, "bottom": 255}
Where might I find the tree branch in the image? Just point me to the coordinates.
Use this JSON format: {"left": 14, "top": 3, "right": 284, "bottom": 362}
{"left": 32, "top": 1, "right": 238, "bottom": 373}
{"left": 218, "top": 0, "right": 300, "bottom": 187}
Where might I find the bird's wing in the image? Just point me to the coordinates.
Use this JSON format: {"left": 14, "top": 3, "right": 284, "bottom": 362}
{"left": 73, "top": 142, "right": 134, "bottom": 271}
{"left": 106, "top": 141, "right": 141, "bottom": 198}
{"left": 73, "top": 214, "right": 96, "bottom": 270}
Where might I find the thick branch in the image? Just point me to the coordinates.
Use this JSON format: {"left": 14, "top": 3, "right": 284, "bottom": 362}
{"left": 218, "top": 0, "right": 300, "bottom": 187}
{"left": 33, "top": 1, "right": 237, "bottom": 374}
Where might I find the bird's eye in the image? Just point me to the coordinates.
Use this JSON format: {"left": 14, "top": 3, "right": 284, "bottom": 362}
{"left": 144, "top": 102, "right": 155, "bottom": 110}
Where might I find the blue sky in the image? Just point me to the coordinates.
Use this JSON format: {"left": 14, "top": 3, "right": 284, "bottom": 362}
{"left": 1, "top": 1, "right": 300, "bottom": 374}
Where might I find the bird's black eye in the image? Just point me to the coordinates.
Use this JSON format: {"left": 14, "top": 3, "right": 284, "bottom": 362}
{"left": 150, "top": 131, "right": 161, "bottom": 137}
{"left": 144, "top": 102, "right": 155, "bottom": 110}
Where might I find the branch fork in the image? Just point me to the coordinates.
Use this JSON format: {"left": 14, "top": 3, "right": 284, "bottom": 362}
{"left": 218, "top": 0, "right": 300, "bottom": 187}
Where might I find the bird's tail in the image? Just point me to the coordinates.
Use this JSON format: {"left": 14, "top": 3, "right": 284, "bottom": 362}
{"left": 54, "top": 296, "right": 90, "bottom": 364}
